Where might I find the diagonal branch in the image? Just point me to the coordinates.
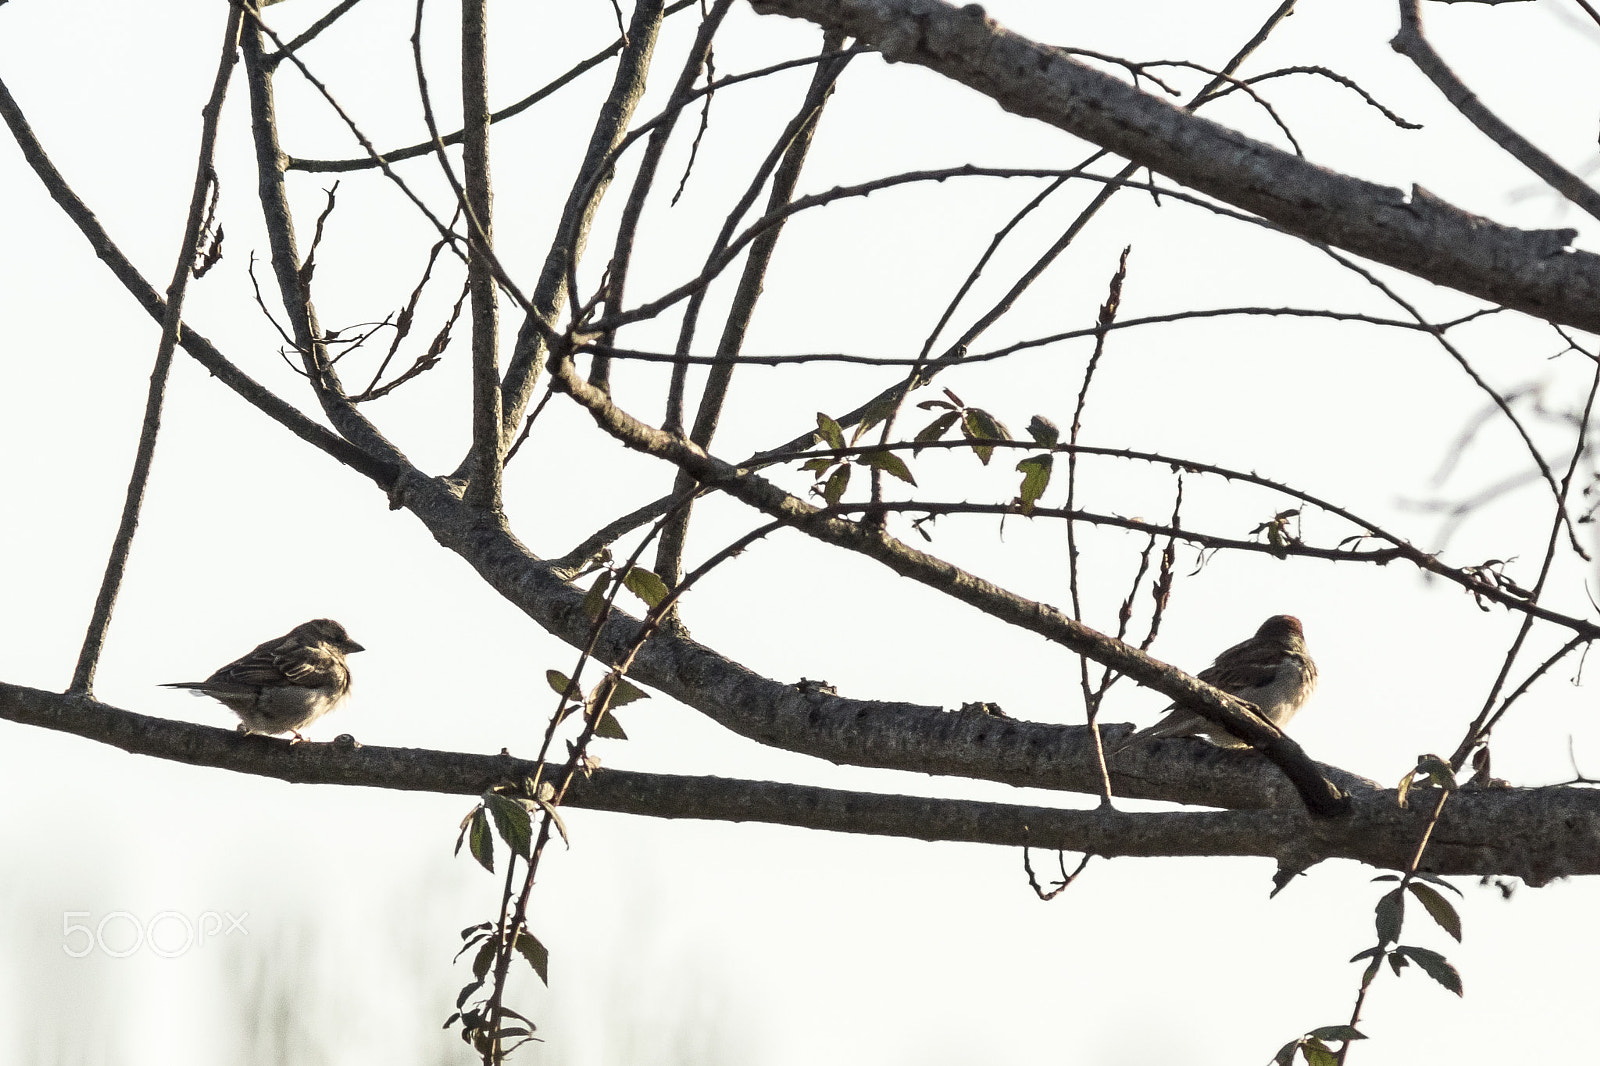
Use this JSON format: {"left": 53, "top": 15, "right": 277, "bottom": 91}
{"left": 1392, "top": 0, "right": 1600, "bottom": 226}
{"left": 544, "top": 355, "right": 1351, "bottom": 814}
{"left": 654, "top": 31, "right": 852, "bottom": 609}
{"left": 0, "top": 71, "right": 398, "bottom": 488}
{"left": 70, "top": 2, "right": 246, "bottom": 697}
{"left": 746, "top": 0, "right": 1600, "bottom": 334}
{"left": 492, "top": 0, "right": 670, "bottom": 455}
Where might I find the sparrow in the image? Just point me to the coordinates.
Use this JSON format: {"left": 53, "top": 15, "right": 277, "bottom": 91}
{"left": 1114, "top": 614, "right": 1316, "bottom": 752}
{"left": 163, "top": 618, "right": 364, "bottom": 740}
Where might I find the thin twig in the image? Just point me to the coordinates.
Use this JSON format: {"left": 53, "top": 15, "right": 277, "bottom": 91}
{"left": 71, "top": 3, "right": 245, "bottom": 695}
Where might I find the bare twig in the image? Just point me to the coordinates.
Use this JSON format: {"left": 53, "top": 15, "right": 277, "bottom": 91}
{"left": 266, "top": 0, "right": 368, "bottom": 65}
{"left": 70, "top": 3, "right": 246, "bottom": 695}
{"left": 654, "top": 31, "right": 851, "bottom": 611}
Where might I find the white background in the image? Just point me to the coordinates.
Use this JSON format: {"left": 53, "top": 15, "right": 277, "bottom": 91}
{"left": 3, "top": 0, "right": 1599, "bottom": 1062}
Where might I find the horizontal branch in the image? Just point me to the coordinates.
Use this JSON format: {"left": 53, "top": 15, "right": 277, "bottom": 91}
{"left": 748, "top": 0, "right": 1600, "bottom": 334}
{"left": 581, "top": 303, "right": 1472, "bottom": 366}
{"left": 0, "top": 680, "right": 1589, "bottom": 883}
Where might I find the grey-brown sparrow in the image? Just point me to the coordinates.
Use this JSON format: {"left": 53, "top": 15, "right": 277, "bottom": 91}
{"left": 163, "top": 618, "right": 363, "bottom": 740}
{"left": 1115, "top": 614, "right": 1316, "bottom": 751}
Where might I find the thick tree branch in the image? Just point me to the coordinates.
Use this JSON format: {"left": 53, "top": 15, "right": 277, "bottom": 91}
{"left": 1, "top": 680, "right": 1593, "bottom": 885}
{"left": 746, "top": 0, "right": 1600, "bottom": 334}
{"left": 461, "top": 0, "right": 502, "bottom": 511}
{"left": 493, "top": 0, "right": 668, "bottom": 454}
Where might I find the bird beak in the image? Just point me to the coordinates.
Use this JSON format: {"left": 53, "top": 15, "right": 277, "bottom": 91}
{"left": 344, "top": 640, "right": 366, "bottom": 653}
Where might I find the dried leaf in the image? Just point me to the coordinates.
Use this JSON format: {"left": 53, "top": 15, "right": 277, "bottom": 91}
{"left": 1026, "top": 414, "right": 1060, "bottom": 447}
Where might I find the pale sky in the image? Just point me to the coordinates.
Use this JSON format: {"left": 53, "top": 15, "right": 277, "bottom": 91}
{"left": 3, "top": 1, "right": 1599, "bottom": 1063}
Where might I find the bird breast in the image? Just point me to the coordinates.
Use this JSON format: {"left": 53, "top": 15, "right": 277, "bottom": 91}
{"left": 1245, "top": 657, "right": 1315, "bottom": 725}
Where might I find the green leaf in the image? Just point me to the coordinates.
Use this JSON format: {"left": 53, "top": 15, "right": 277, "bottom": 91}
{"left": 800, "top": 456, "right": 835, "bottom": 473}
{"left": 592, "top": 710, "right": 628, "bottom": 740}
{"left": 822, "top": 464, "right": 851, "bottom": 506}
{"left": 913, "top": 411, "right": 959, "bottom": 452}
{"left": 471, "top": 939, "right": 497, "bottom": 981}
{"left": 1026, "top": 414, "right": 1060, "bottom": 447}
{"left": 581, "top": 573, "right": 611, "bottom": 623}
{"left": 486, "top": 793, "right": 533, "bottom": 859}
{"left": 1307, "top": 1026, "right": 1365, "bottom": 1042}
{"left": 1016, "top": 454, "right": 1053, "bottom": 512}
{"left": 1413, "top": 872, "right": 1464, "bottom": 897}
{"left": 1302, "top": 1041, "right": 1337, "bottom": 1066}
{"left": 623, "top": 566, "right": 670, "bottom": 609}
{"left": 915, "top": 398, "right": 953, "bottom": 411}
{"left": 961, "top": 408, "right": 1011, "bottom": 465}
{"left": 514, "top": 930, "right": 549, "bottom": 985}
{"left": 859, "top": 449, "right": 917, "bottom": 486}
{"left": 468, "top": 807, "right": 494, "bottom": 872}
{"left": 546, "top": 669, "right": 579, "bottom": 701}
{"left": 1396, "top": 945, "right": 1463, "bottom": 995}
{"left": 1417, "top": 754, "right": 1456, "bottom": 790}
{"left": 815, "top": 412, "right": 845, "bottom": 450}
{"left": 852, "top": 393, "right": 901, "bottom": 443}
{"left": 1407, "top": 882, "right": 1463, "bottom": 941}
{"left": 968, "top": 407, "right": 1012, "bottom": 441}
{"left": 1273, "top": 1040, "right": 1300, "bottom": 1066}
{"left": 604, "top": 676, "right": 650, "bottom": 708}
{"left": 1375, "top": 886, "right": 1404, "bottom": 944}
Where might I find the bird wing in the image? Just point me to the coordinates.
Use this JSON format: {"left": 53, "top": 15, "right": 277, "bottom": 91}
{"left": 206, "top": 634, "right": 342, "bottom": 690}
{"left": 272, "top": 640, "right": 344, "bottom": 687}
{"left": 1197, "top": 640, "right": 1289, "bottom": 695}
